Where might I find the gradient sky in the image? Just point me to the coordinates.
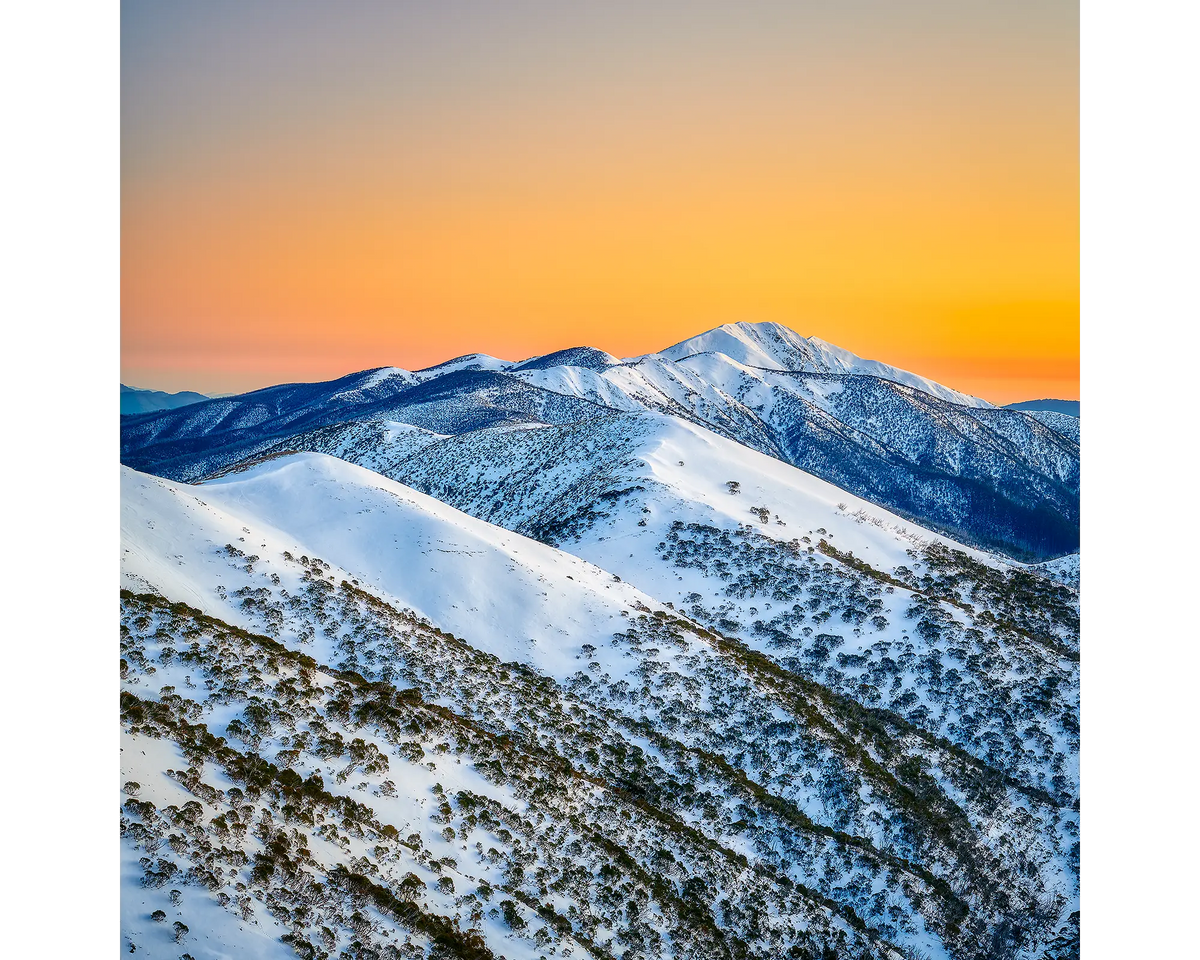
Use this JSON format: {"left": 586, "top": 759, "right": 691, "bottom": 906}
{"left": 122, "top": 1, "right": 1078, "bottom": 403}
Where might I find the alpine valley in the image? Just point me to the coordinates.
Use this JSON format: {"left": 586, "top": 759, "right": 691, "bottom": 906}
{"left": 120, "top": 323, "right": 1079, "bottom": 960}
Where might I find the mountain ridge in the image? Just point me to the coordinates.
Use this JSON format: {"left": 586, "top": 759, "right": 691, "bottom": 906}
{"left": 121, "top": 383, "right": 211, "bottom": 416}
{"left": 650, "top": 322, "right": 989, "bottom": 408}
{"left": 118, "top": 323, "right": 1078, "bottom": 560}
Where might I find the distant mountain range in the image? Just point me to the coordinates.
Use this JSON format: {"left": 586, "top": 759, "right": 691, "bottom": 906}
{"left": 119, "top": 322, "right": 1079, "bottom": 560}
{"left": 1003, "top": 399, "right": 1080, "bottom": 417}
{"left": 120, "top": 383, "right": 209, "bottom": 415}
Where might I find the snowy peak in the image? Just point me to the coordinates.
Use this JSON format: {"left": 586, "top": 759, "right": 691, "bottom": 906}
{"left": 655, "top": 321, "right": 820, "bottom": 371}
{"left": 412, "top": 353, "right": 512, "bottom": 380}
{"left": 653, "top": 321, "right": 989, "bottom": 408}
{"left": 327, "top": 366, "right": 417, "bottom": 400}
{"left": 513, "top": 345, "right": 620, "bottom": 372}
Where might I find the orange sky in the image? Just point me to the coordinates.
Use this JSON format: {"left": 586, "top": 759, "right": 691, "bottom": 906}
{"left": 122, "top": 2, "right": 1078, "bottom": 403}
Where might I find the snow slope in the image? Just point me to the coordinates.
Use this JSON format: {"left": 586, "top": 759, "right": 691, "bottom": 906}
{"left": 339, "top": 411, "right": 1079, "bottom": 791}
{"left": 120, "top": 452, "right": 1078, "bottom": 960}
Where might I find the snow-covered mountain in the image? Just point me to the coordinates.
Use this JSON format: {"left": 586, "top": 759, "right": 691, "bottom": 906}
{"left": 121, "top": 452, "right": 1078, "bottom": 960}
{"left": 504, "top": 356, "right": 1077, "bottom": 559}
{"left": 239, "top": 411, "right": 1080, "bottom": 796}
{"left": 119, "top": 323, "right": 1078, "bottom": 560}
{"left": 650, "top": 322, "right": 987, "bottom": 407}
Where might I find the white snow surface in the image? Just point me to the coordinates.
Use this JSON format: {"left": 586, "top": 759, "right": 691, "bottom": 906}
{"left": 119, "top": 429, "right": 1076, "bottom": 960}
{"left": 356, "top": 366, "right": 416, "bottom": 390}
{"left": 411, "top": 353, "right": 512, "bottom": 380}
{"left": 1032, "top": 552, "right": 1080, "bottom": 587}
{"left": 600, "top": 413, "right": 988, "bottom": 569}
{"left": 641, "top": 321, "right": 990, "bottom": 407}
{"left": 122, "top": 455, "right": 668, "bottom": 680}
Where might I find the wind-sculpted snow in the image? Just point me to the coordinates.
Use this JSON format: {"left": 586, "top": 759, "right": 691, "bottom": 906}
{"left": 120, "top": 456, "right": 1078, "bottom": 960}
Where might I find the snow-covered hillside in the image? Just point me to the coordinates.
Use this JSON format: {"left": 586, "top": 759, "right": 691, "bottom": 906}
{"left": 119, "top": 323, "right": 1079, "bottom": 560}
{"left": 121, "top": 451, "right": 1078, "bottom": 960}
{"left": 271, "top": 413, "right": 1079, "bottom": 802}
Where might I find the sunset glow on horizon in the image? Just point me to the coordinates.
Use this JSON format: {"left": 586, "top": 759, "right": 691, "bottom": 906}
{"left": 122, "top": 1, "right": 1078, "bottom": 404}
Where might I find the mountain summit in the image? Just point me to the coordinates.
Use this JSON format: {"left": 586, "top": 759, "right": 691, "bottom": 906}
{"left": 118, "top": 322, "right": 1077, "bottom": 559}
{"left": 654, "top": 322, "right": 988, "bottom": 407}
